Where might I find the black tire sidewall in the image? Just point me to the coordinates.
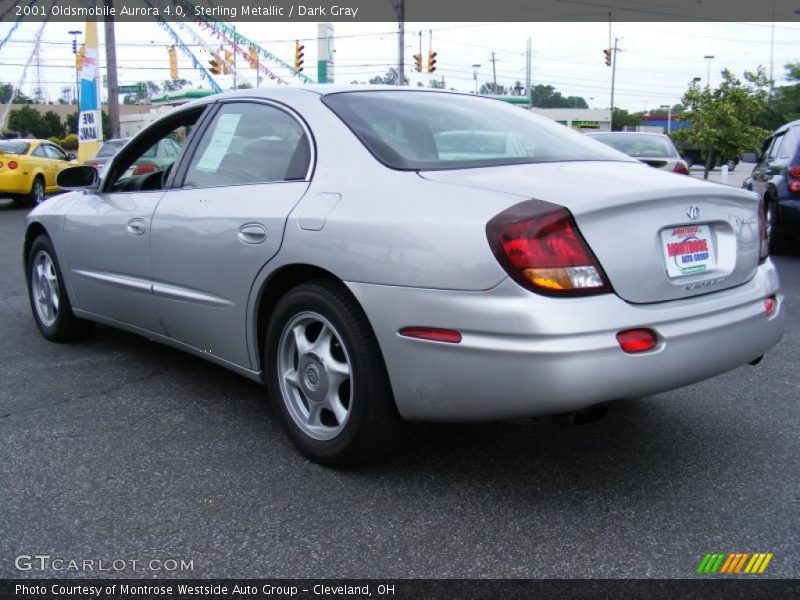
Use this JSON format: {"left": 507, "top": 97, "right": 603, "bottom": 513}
{"left": 28, "top": 176, "right": 45, "bottom": 206}
{"left": 27, "top": 236, "right": 72, "bottom": 340}
{"left": 265, "top": 281, "right": 395, "bottom": 465}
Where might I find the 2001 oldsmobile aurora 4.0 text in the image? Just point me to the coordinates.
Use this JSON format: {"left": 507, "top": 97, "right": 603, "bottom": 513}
{"left": 24, "top": 88, "right": 785, "bottom": 465}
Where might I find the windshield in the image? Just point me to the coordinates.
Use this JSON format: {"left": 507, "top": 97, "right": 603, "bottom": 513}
{"left": 587, "top": 133, "right": 678, "bottom": 158}
{"left": 0, "top": 141, "right": 31, "bottom": 155}
{"left": 322, "top": 91, "right": 630, "bottom": 170}
{"left": 95, "top": 140, "right": 128, "bottom": 158}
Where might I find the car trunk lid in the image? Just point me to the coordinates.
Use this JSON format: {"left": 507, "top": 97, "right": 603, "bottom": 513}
{"left": 420, "top": 161, "right": 762, "bottom": 304}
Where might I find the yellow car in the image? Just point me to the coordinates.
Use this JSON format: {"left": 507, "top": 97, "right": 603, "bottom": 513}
{"left": 0, "top": 139, "right": 78, "bottom": 206}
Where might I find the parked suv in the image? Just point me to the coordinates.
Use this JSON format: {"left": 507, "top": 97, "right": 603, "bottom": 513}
{"left": 742, "top": 119, "right": 800, "bottom": 252}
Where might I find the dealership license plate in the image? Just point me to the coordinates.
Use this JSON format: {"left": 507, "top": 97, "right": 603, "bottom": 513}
{"left": 660, "top": 224, "right": 715, "bottom": 278}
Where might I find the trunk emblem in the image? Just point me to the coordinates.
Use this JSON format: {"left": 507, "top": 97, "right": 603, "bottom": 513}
{"left": 686, "top": 205, "right": 701, "bottom": 220}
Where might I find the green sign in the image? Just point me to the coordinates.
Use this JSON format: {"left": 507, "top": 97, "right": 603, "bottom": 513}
{"left": 119, "top": 83, "right": 146, "bottom": 94}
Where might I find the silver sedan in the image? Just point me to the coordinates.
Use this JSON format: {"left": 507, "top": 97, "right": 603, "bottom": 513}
{"left": 24, "top": 87, "right": 785, "bottom": 465}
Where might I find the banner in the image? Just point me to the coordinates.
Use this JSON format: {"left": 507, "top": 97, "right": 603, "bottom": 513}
{"left": 77, "top": 19, "right": 103, "bottom": 164}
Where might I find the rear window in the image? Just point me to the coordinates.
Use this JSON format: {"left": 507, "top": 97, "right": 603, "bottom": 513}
{"left": 322, "top": 91, "right": 629, "bottom": 171}
{"left": 588, "top": 134, "right": 678, "bottom": 158}
{"left": 96, "top": 140, "right": 128, "bottom": 158}
{"left": 778, "top": 127, "right": 799, "bottom": 159}
{"left": 0, "top": 141, "right": 31, "bottom": 155}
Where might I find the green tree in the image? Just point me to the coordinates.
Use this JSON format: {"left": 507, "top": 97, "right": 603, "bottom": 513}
{"left": 611, "top": 107, "right": 640, "bottom": 131}
{"left": 369, "top": 68, "right": 408, "bottom": 86}
{"left": 66, "top": 111, "right": 111, "bottom": 140}
{"left": 122, "top": 81, "right": 160, "bottom": 105}
{"left": 0, "top": 83, "right": 33, "bottom": 104}
{"left": 672, "top": 68, "right": 771, "bottom": 179}
{"left": 7, "top": 106, "right": 46, "bottom": 137}
{"left": 163, "top": 78, "right": 192, "bottom": 92}
{"left": 41, "top": 111, "right": 65, "bottom": 138}
{"left": 529, "top": 84, "right": 588, "bottom": 108}
{"left": 428, "top": 79, "right": 445, "bottom": 89}
{"left": 480, "top": 82, "right": 506, "bottom": 95}
{"left": 765, "top": 62, "right": 800, "bottom": 127}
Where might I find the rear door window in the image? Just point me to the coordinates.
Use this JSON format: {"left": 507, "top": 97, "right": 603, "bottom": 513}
{"left": 183, "top": 102, "right": 310, "bottom": 188}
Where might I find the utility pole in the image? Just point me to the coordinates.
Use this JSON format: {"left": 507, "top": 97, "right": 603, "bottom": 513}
{"left": 393, "top": 0, "right": 405, "bottom": 85}
{"left": 490, "top": 51, "right": 498, "bottom": 92}
{"left": 609, "top": 37, "right": 618, "bottom": 130}
{"left": 104, "top": 2, "right": 120, "bottom": 139}
{"left": 525, "top": 37, "right": 532, "bottom": 108}
{"left": 232, "top": 26, "right": 237, "bottom": 89}
{"left": 69, "top": 30, "right": 81, "bottom": 133}
{"left": 472, "top": 64, "right": 481, "bottom": 94}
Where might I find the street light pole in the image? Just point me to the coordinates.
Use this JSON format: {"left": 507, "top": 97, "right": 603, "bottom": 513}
{"left": 660, "top": 104, "right": 672, "bottom": 134}
{"left": 472, "top": 64, "right": 481, "bottom": 94}
{"left": 704, "top": 54, "right": 715, "bottom": 88}
{"left": 69, "top": 29, "right": 82, "bottom": 132}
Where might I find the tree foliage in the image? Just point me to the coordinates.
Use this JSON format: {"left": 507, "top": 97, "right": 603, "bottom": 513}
{"left": 672, "top": 68, "right": 771, "bottom": 179}
{"left": 530, "top": 84, "right": 587, "bottom": 108}
{"left": 0, "top": 83, "right": 33, "bottom": 104}
{"left": 368, "top": 68, "right": 408, "bottom": 86}
{"left": 611, "top": 107, "right": 640, "bottom": 131}
{"left": 7, "top": 106, "right": 65, "bottom": 138}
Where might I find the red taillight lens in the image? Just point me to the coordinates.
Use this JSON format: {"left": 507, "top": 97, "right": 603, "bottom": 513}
{"left": 399, "top": 327, "right": 462, "bottom": 344}
{"left": 788, "top": 165, "right": 800, "bottom": 179}
{"left": 616, "top": 329, "right": 658, "bottom": 354}
{"left": 765, "top": 295, "right": 777, "bottom": 317}
{"left": 0, "top": 161, "right": 4, "bottom": 168}
{"left": 486, "top": 200, "right": 611, "bottom": 296}
{"left": 8, "top": 160, "right": 18, "bottom": 170}
{"left": 789, "top": 181, "right": 800, "bottom": 193}
{"left": 673, "top": 160, "right": 689, "bottom": 175}
{"left": 132, "top": 163, "right": 157, "bottom": 175}
{"left": 758, "top": 197, "right": 769, "bottom": 262}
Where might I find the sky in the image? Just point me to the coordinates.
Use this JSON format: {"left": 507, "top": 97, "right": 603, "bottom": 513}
{"left": 0, "top": 19, "right": 798, "bottom": 112}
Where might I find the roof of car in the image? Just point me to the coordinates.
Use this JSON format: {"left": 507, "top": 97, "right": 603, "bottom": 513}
{"left": 775, "top": 119, "right": 800, "bottom": 134}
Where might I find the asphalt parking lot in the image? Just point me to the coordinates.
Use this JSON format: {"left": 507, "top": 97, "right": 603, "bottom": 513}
{"left": 0, "top": 198, "right": 797, "bottom": 579}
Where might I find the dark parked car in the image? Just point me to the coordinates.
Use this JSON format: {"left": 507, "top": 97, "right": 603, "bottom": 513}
{"left": 742, "top": 119, "right": 800, "bottom": 251}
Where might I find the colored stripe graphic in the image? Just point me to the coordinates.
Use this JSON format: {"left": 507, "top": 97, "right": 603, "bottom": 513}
{"left": 698, "top": 552, "right": 773, "bottom": 574}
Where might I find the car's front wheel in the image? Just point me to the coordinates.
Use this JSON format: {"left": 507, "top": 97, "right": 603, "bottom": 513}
{"left": 27, "top": 235, "right": 93, "bottom": 341}
{"left": 265, "top": 280, "right": 401, "bottom": 466}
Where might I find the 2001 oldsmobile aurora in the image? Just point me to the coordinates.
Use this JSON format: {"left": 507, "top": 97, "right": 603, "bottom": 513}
{"left": 25, "top": 88, "right": 785, "bottom": 465}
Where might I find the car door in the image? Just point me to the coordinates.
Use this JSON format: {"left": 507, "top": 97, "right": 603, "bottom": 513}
{"left": 149, "top": 100, "right": 313, "bottom": 368}
{"left": 43, "top": 144, "right": 71, "bottom": 191}
{"left": 63, "top": 106, "right": 210, "bottom": 333}
{"left": 29, "top": 144, "right": 52, "bottom": 188}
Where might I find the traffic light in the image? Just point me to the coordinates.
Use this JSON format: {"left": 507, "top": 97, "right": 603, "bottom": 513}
{"left": 223, "top": 49, "right": 233, "bottom": 75}
{"left": 168, "top": 46, "right": 178, "bottom": 80}
{"left": 294, "top": 41, "right": 304, "bottom": 72}
{"left": 209, "top": 53, "right": 221, "bottom": 75}
{"left": 604, "top": 48, "right": 612, "bottom": 67}
{"left": 249, "top": 45, "right": 258, "bottom": 69}
{"left": 76, "top": 44, "right": 85, "bottom": 71}
{"left": 413, "top": 53, "right": 422, "bottom": 72}
{"left": 427, "top": 50, "right": 437, "bottom": 73}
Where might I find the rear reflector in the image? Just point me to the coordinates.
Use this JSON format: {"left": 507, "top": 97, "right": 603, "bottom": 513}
{"left": 616, "top": 329, "right": 658, "bottom": 354}
{"left": 399, "top": 327, "right": 462, "bottom": 344}
{"left": 486, "top": 200, "right": 611, "bottom": 296}
{"left": 765, "top": 296, "right": 777, "bottom": 317}
{"left": 788, "top": 165, "right": 800, "bottom": 179}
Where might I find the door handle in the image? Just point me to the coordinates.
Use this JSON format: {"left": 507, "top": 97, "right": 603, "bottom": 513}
{"left": 237, "top": 223, "right": 267, "bottom": 244}
{"left": 126, "top": 218, "right": 147, "bottom": 236}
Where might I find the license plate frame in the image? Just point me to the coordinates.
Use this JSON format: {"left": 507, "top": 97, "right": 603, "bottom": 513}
{"left": 660, "top": 224, "right": 715, "bottom": 278}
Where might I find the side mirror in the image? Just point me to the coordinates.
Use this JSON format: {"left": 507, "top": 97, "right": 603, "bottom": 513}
{"left": 66, "top": 152, "right": 76, "bottom": 161}
{"left": 741, "top": 152, "right": 759, "bottom": 164}
{"left": 57, "top": 165, "right": 99, "bottom": 189}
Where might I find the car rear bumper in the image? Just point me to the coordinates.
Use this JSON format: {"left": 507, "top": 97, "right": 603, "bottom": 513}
{"left": 0, "top": 171, "right": 31, "bottom": 195}
{"left": 347, "top": 261, "right": 784, "bottom": 421}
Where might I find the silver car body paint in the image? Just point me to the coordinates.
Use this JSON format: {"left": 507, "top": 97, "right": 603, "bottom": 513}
{"left": 25, "top": 87, "right": 785, "bottom": 421}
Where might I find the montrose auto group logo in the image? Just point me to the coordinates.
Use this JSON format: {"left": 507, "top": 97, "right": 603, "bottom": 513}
{"left": 696, "top": 552, "right": 774, "bottom": 575}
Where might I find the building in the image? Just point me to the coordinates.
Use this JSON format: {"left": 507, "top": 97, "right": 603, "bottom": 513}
{"left": 119, "top": 90, "right": 216, "bottom": 138}
{"left": 530, "top": 108, "right": 612, "bottom": 131}
{"left": 1, "top": 103, "right": 151, "bottom": 135}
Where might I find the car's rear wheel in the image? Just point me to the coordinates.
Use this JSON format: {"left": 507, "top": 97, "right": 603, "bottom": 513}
{"left": 265, "top": 280, "right": 400, "bottom": 466}
{"left": 27, "top": 235, "right": 93, "bottom": 341}
{"left": 27, "top": 176, "right": 45, "bottom": 206}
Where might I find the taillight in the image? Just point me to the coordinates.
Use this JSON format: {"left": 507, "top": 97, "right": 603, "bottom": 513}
{"left": 789, "top": 181, "right": 800, "bottom": 193}
{"left": 765, "top": 295, "right": 777, "bottom": 317}
{"left": 132, "top": 163, "right": 157, "bottom": 175}
{"left": 8, "top": 160, "right": 18, "bottom": 170}
{"left": 486, "top": 200, "right": 611, "bottom": 296}
{"left": 399, "top": 327, "right": 462, "bottom": 344}
{"left": 673, "top": 160, "right": 689, "bottom": 175}
{"left": 758, "top": 197, "right": 769, "bottom": 262}
{"left": 788, "top": 165, "right": 800, "bottom": 179}
{"left": 616, "top": 329, "right": 658, "bottom": 353}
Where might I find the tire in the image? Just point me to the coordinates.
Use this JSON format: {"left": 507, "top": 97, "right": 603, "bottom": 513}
{"left": 27, "top": 235, "right": 93, "bottom": 342}
{"left": 265, "top": 279, "right": 401, "bottom": 466}
{"left": 26, "top": 176, "right": 45, "bottom": 206}
{"left": 765, "top": 199, "right": 785, "bottom": 254}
